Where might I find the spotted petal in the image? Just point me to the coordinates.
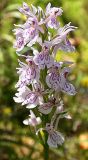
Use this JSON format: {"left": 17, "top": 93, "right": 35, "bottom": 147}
{"left": 59, "top": 43, "right": 75, "bottom": 52}
{"left": 61, "top": 82, "right": 76, "bottom": 95}
{"left": 13, "top": 86, "right": 39, "bottom": 107}
{"left": 33, "top": 53, "right": 53, "bottom": 69}
{"left": 47, "top": 131, "right": 64, "bottom": 148}
{"left": 22, "top": 91, "right": 39, "bottom": 106}
{"left": 13, "top": 37, "right": 24, "bottom": 52}
{"left": 46, "top": 72, "right": 61, "bottom": 90}
{"left": 38, "top": 103, "right": 53, "bottom": 114}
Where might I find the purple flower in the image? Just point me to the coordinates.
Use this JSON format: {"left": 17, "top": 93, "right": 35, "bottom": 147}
{"left": 60, "top": 67, "right": 76, "bottom": 95}
{"left": 45, "top": 3, "right": 63, "bottom": 29}
{"left": 23, "top": 110, "right": 41, "bottom": 127}
{"left": 14, "top": 37, "right": 24, "bottom": 52}
{"left": 13, "top": 28, "right": 24, "bottom": 52}
{"left": 46, "top": 67, "right": 61, "bottom": 91}
{"left": 23, "top": 27, "right": 38, "bottom": 46}
{"left": 61, "top": 81, "right": 76, "bottom": 95}
{"left": 46, "top": 65, "right": 76, "bottom": 95}
{"left": 23, "top": 17, "right": 44, "bottom": 47}
{"left": 45, "top": 123, "right": 64, "bottom": 148}
{"left": 33, "top": 45, "right": 54, "bottom": 69}
{"left": 15, "top": 59, "right": 40, "bottom": 88}
{"left": 14, "top": 16, "right": 44, "bottom": 51}
{"left": 59, "top": 39, "right": 75, "bottom": 52}
{"left": 45, "top": 16, "right": 59, "bottom": 29}
{"left": 18, "top": 2, "right": 37, "bottom": 16}
{"left": 13, "top": 86, "right": 43, "bottom": 108}
{"left": 45, "top": 3, "right": 63, "bottom": 16}
{"left": 38, "top": 97, "right": 56, "bottom": 114}
{"left": 45, "top": 23, "right": 76, "bottom": 56}
{"left": 18, "top": 2, "right": 30, "bottom": 15}
{"left": 57, "top": 23, "right": 77, "bottom": 39}
{"left": 53, "top": 39, "right": 75, "bottom": 56}
{"left": 38, "top": 102, "right": 53, "bottom": 114}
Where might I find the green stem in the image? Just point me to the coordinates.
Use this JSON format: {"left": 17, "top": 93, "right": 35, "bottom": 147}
{"left": 40, "top": 65, "right": 49, "bottom": 160}
{"left": 44, "top": 132, "right": 49, "bottom": 160}
{"left": 42, "top": 114, "right": 49, "bottom": 160}
{"left": 38, "top": 131, "right": 44, "bottom": 146}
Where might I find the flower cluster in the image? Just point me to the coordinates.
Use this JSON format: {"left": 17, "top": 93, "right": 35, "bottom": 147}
{"left": 13, "top": 2, "right": 77, "bottom": 148}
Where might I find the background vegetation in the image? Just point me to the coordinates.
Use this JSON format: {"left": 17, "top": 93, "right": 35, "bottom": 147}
{"left": 0, "top": 0, "right": 88, "bottom": 159}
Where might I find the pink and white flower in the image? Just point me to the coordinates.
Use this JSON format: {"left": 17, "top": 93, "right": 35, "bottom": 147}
{"left": 46, "top": 65, "right": 76, "bottom": 95}
{"left": 15, "top": 59, "right": 40, "bottom": 88}
{"left": 18, "top": 2, "right": 37, "bottom": 16}
{"left": 33, "top": 45, "right": 54, "bottom": 69}
{"left": 45, "top": 123, "right": 64, "bottom": 148}
{"left": 60, "top": 67, "right": 76, "bottom": 95}
{"left": 14, "top": 16, "right": 44, "bottom": 51}
{"left": 45, "top": 23, "right": 76, "bottom": 56}
{"left": 46, "top": 66, "right": 61, "bottom": 91}
{"left": 23, "top": 110, "right": 41, "bottom": 127}
{"left": 13, "top": 28, "right": 24, "bottom": 52}
{"left": 23, "top": 17, "right": 44, "bottom": 47}
{"left": 61, "top": 81, "right": 76, "bottom": 95}
{"left": 38, "top": 102, "right": 53, "bottom": 114}
{"left": 45, "top": 3, "right": 63, "bottom": 29}
{"left": 59, "top": 39, "right": 75, "bottom": 52}
{"left": 13, "top": 86, "right": 43, "bottom": 108}
{"left": 38, "top": 97, "right": 56, "bottom": 114}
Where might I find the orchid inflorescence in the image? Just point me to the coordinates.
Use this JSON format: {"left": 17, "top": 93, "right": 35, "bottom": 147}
{"left": 13, "top": 2, "right": 77, "bottom": 148}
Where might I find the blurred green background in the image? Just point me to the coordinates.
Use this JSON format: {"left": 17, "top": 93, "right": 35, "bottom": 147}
{"left": 0, "top": 0, "right": 88, "bottom": 160}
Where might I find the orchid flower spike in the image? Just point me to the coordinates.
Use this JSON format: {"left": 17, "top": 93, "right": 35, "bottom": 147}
{"left": 13, "top": 2, "right": 77, "bottom": 148}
